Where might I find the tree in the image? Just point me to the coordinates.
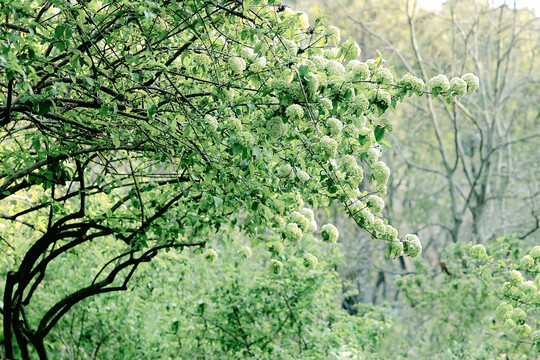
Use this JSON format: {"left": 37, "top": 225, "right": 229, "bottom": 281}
{"left": 0, "top": 0, "right": 474, "bottom": 357}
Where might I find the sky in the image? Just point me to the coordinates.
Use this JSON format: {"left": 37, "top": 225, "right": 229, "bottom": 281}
{"left": 415, "top": 0, "right": 539, "bottom": 15}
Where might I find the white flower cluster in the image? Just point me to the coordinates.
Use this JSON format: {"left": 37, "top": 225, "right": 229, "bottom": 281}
{"left": 297, "top": 12, "right": 310, "bottom": 30}
{"left": 313, "top": 56, "right": 329, "bottom": 70}
{"left": 267, "top": 241, "right": 284, "bottom": 256}
{"left": 194, "top": 53, "right": 211, "bottom": 66}
{"left": 372, "top": 67, "right": 393, "bottom": 84}
{"left": 428, "top": 74, "right": 450, "bottom": 92}
{"left": 449, "top": 77, "right": 467, "bottom": 97}
{"left": 228, "top": 116, "right": 243, "bottom": 131}
{"left": 324, "top": 48, "right": 339, "bottom": 59}
{"left": 300, "top": 207, "right": 317, "bottom": 232}
{"left": 326, "top": 25, "right": 341, "bottom": 44}
{"left": 267, "top": 116, "right": 288, "bottom": 139}
{"left": 239, "top": 47, "right": 256, "bottom": 61}
{"left": 367, "top": 146, "right": 381, "bottom": 163}
{"left": 367, "top": 195, "right": 385, "bottom": 214}
{"left": 277, "top": 163, "right": 292, "bottom": 177}
{"left": 237, "top": 131, "right": 255, "bottom": 147}
{"left": 204, "top": 114, "right": 218, "bottom": 132}
{"left": 372, "top": 161, "right": 390, "bottom": 186}
{"left": 391, "top": 241, "right": 404, "bottom": 257}
{"left": 296, "top": 169, "right": 310, "bottom": 182}
{"left": 250, "top": 56, "right": 266, "bottom": 72}
{"left": 320, "top": 98, "right": 333, "bottom": 110}
{"left": 283, "top": 222, "right": 302, "bottom": 242}
{"left": 365, "top": 58, "right": 377, "bottom": 71}
{"left": 304, "top": 72, "right": 320, "bottom": 95}
{"left": 346, "top": 60, "right": 370, "bottom": 81}
{"left": 303, "top": 253, "right": 318, "bottom": 269}
{"left": 290, "top": 211, "right": 310, "bottom": 232}
{"left": 341, "top": 39, "right": 361, "bottom": 61}
{"left": 470, "top": 244, "right": 487, "bottom": 259}
{"left": 461, "top": 73, "right": 479, "bottom": 93}
{"left": 399, "top": 73, "right": 425, "bottom": 96}
{"left": 327, "top": 60, "right": 345, "bottom": 77}
{"left": 341, "top": 155, "right": 363, "bottom": 182}
{"left": 385, "top": 225, "right": 398, "bottom": 241}
{"left": 321, "top": 223, "right": 339, "bottom": 243}
{"left": 371, "top": 90, "right": 391, "bottom": 108}
{"left": 327, "top": 117, "right": 343, "bottom": 137}
{"left": 228, "top": 56, "right": 246, "bottom": 74}
{"left": 351, "top": 94, "right": 369, "bottom": 113}
{"left": 403, "top": 234, "right": 422, "bottom": 257}
{"left": 286, "top": 104, "right": 304, "bottom": 120}
{"left": 319, "top": 135, "right": 339, "bottom": 159}
{"left": 283, "top": 39, "right": 298, "bottom": 56}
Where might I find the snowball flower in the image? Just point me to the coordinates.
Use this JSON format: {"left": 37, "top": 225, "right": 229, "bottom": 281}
{"left": 313, "top": 56, "right": 329, "bottom": 69}
{"left": 428, "top": 74, "right": 450, "bottom": 92}
{"left": 529, "top": 246, "right": 540, "bottom": 259}
{"left": 277, "top": 163, "right": 292, "bottom": 177}
{"left": 326, "top": 25, "right": 341, "bottom": 44}
{"left": 372, "top": 161, "right": 390, "bottom": 185}
{"left": 372, "top": 218, "right": 386, "bottom": 233}
{"left": 399, "top": 73, "right": 425, "bottom": 96}
{"left": 469, "top": 244, "right": 487, "bottom": 259}
{"left": 367, "top": 146, "right": 381, "bottom": 163}
{"left": 365, "top": 58, "right": 377, "bottom": 71}
{"left": 367, "top": 195, "right": 385, "bottom": 214}
{"left": 403, "top": 234, "right": 422, "bottom": 257}
{"left": 516, "top": 324, "right": 531, "bottom": 338}
{"left": 304, "top": 72, "right": 320, "bottom": 94}
{"left": 290, "top": 211, "right": 310, "bottom": 232}
{"left": 351, "top": 94, "right": 369, "bottom": 113}
{"left": 282, "top": 39, "right": 298, "bottom": 56}
{"left": 346, "top": 60, "right": 370, "bottom": 80}
{"left": 237, "top": 131, "right": 255, "bottom": 147}
{"left": 204, "top": 114, "right": 218, "bottom": 132}
{"left": 324, "top": 47, "right": 339, "bottom": 59}
{"left": 372, "top": 67, "right": 393, "bottom": 84}
{"left": 341, "top": 39, "right": 361, "bottom": 61}
{"left": 510, "top": 308, "right": 527, "bottom": 324}
{"left": 496, "top": 302, "right": 513, "bottom": 320}
{"left": 385, "top": 225, "right": 398, "bottom": 241}
{"left": 450, "top": 77, "right": 467, "bottom": 97}
{"left": 326, "top": 60, "right": 345, "bottom": 77}
{"left": 286, "top": 104, "right": 304, "bottom": 120}
{"left": 320, "top": 98, "right": 333, "bottom": 110}
{"left": 303, "top": 253, "right": 318, "bottom": 269}
{"left": 250, "top": 56, "right": 267, "bottom": 72}
{"left": 267, "top": 116, "right": 288, "bottom": 139}
{"left": 391, "top": 241, "right": 404, "bottom": 257}
{"left": 297, "top": 12, "right": 310, "bottom": 30}
{"left": 228, "top": 56, "right": 246, "bottom": 74}
{"left": 461, "top": 73, "right": 479, "bottom": 93}
{"left": 239, "top": 47, "right": 256, "bottom": 60}
{"left": 296, "top": 170, "right": 310, "bottom": 183}
{"left": 341, "top": 155, "right": 363, "bottom": 182}
{"left": 194, "top": 53, "right": 211, "bottom": 66}
{"left": 521, "top": 281, "right": 537, "bottom": 295}
{"left": 204, "top": 249, "right": 218, "bottom": 264}
{"left": 270, "top": 259, "right": 283, "bottom": 275}
{"left": 319, "top": 136, "right": 338, "bottom": 158}
{"left": 509, "top": 270, "right": 524, "bottom": 283}
{"left": 267, "top": 241, "right": 284, "bottom": 256}
{"left": 327, "top": 117, "right": 343, "bottom": 137}
{"left": 283, "top": 222, "right": 302, "bottom": 242}
{"left": 372, "top": 90, "right": 391, "bottom": 108}
{"left": 520, "top": 255, "right": 534, "bottom": 269}
{"left": 321, "top": 223, "right": 339, "bottom": 243}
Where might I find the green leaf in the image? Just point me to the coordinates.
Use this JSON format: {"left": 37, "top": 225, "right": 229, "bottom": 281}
{"left": 374, "top": 126, "right": 385, "bottom": 141}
